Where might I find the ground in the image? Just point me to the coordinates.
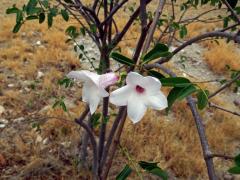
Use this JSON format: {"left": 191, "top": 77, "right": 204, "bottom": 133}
{"left": 0, "top": 0, "right": 240, "bottom": 179}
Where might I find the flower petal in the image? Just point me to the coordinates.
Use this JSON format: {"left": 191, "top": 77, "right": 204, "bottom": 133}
{"left": 127, "top": 94, "right": 147, "bottom": 123}
{"left": 67, "top": 70, "right": 99, "bottom": 86}
{"left": 142, "top": 76, "right": 162, "bottom": 94}
{"left": 110, "top": 85, "right": 132, "bottom": 106}
{"left": 145, "top": 91, "right": 168, "bottom": 110}
{"left": 99, "top": 72, "right": 119, "bottom": 88}
{"left": 82, "top": 82, "right": 101, "bottom": 114}
{"left": 126, "top": 72, "right": 143, "bottom": 87}
{"left": 126, "top": 72, "right": 161, "bottom": 94}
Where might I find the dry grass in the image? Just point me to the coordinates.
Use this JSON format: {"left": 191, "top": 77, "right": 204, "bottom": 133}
{"left": 1, "top": 1, "right": 240, "bottom": 179}
{"left": 203, "top": 40, "right": 240, "bottom": 73}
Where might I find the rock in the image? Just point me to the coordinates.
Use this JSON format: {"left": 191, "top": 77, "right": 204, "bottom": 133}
{"left": 7, "top": 84, "right": 14, "bottom": 88}
{"left": 60, "top": 141, "right": 71, "bottom": 148}
{"left": 36, "top": 135, "right": 43, "bottom": 143}
{"left": 0, "top": 119, "right": 8, "bottom": 124}
{"left": 43, "top": 138, "right": 49, "bottom": 145}
{"left": 0, "top": 118, "right": 8, "bottom": 128}
{"left": 36, "top": 40, "right": 41, "bottom": 46}
{"left": 0, "top": 124, "right": 6, "bottom": 128}
{"left": 0, "top": 105, "right": 5, "bottom": 115}
{"left": 37, "top": 71, "right": 44, "bottom": 79}
{"left": 13, "top": 117, "right": 25, "bottom": 122}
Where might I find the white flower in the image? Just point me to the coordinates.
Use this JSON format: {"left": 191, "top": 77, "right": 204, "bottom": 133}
{"left": 110, "top": 72, "right": 168, "bottom": 123}
{"left": 67, "top": 70, "right": 118, "bottom": 114}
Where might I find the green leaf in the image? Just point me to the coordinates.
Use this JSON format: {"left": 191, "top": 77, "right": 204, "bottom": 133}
{"left": 138, "top": 161, "right": 168, "bottom": 180}
{"left": 12, "top": 22, "right": 23, "bottom": 33}
{"left": 167, "top": 87, "right": 182, "bottom": 110}
{"left": 116, "top": 164, "right": 132, "bottom": 180}
{"left": 147, "top": 70, "right": 165, "bottom": 79}
{"left": 41, "top": 0, "right": 49, "bottom": 8}
{"left": 26, "top": 15, "right": 38, "bottom": 20}
{"left": 49, "top": 7, "right": 58, "bottom": 16}
{"left": 234, "top": 154, "right": 240, "bottom": 167}
{"left": 64, "top": 0, "right": 74, "bottom": 3}
{"left": 6, "top": 6, "right": 19, "bottom": 14}
{"left": 39, "top": 12, "right": 45, "bottom": 23}
{"left": 26, "top": 0, "right": 38, "bottom": 15}
{"left": 167, "top": 85, "right": 197, "bottom": 110}
{"left": 227, "top": 0, "right": 238, "bottom": 9}
{"left": 91, "top": 113, "right": 101, "bottom": 128}
{"left": 16, "top": 10, "right": 23, "bottom": 22}
{"left": 47, "top": 13, "right": 53, "bottom": 28}
{"left": 197, "top": 90, "right": 209, "bottom": 110}
{"left": 110, "top": 52, "right": 134, "bottom": 66}
{"left": 65, "top": 26, "right": 78, "bottom": 38}
{"left": 179, "top": 25, "right": 187, "bottom": 38}
{"left": 61, "top": 9, "right": 69, "bottom": 21}
{"left": 160, "top": 77, "right": 191, "bottom": 87}
{"left": 228, "top": 166, "right": 240, "bottom": 174}
{"left": 60, "top": 101, "right": 67, "bottom": 112}
{"left": 142, "top": 43, "right": 171, "bottom": 64}
{"left": 177, "top": 85, "right": 197, "bottom": 100}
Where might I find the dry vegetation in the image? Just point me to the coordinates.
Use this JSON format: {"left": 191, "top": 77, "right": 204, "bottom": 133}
{"left": 0, "top": 0, "right": 240, "bottom": 179}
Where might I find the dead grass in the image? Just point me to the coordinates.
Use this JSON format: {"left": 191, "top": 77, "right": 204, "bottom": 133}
{"left": 203, "top": 40, "right": 240, "bottom": 73}
{"left": 1, "top": 1, "right": 240, "bottom": 179}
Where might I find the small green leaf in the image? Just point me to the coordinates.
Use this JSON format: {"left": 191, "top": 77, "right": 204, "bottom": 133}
{"left": 110, "top": 52, "right": 134, "bottom": 66}
{"left": 47, "top": 13, "right": 53, "bottom": 28}
{"left": 147, "top": 70, "right": 165, "bottom": 79}
{"left": 16, "top": 10, "right": 23, "bottom": 23}
{"left": 167, "top": 85, "right": 197, "bottom": 110}
{"left": 26, "top": 0, "right": 38, "bottom": 15}
{"left": 6, "top": 6, "right": 19, "bottom": 14}
{"left": 39, "top": 12, "right": 45, "bottom": 23}
{"left": 64, "top": 0, "right": 74, "bottom": 3}
{"left": 234, "top": 154, "right": 240, "bottom": 167}
{"left": 160, "top": 77, "right": 191, "bottom": 87}
{"left": 179, "top": 25, "right": 187, "bottom": 38}
{"left": 41, "top": 0, "right": 49, "bottom": 8}
{"left": 116, "top": 165, "right": 132, "bottom": 180}
{"left": 139, "top": 161, "right": 168, "bottom": 180}
{"left": 228, "top": 166, "right": 240, "bottom": 174}
{"left": 61, "top": 9, "right": 69, "bottom": 21}
{"left": 197, "top": 90, "right": 209, "bottom": 110}
{"left": 26, "top": 15, "right": 38, "bottom": 20}
{"left": 12, "top": 22, "right": 23, "bottom": 33}
{"left": 91, "top": 113, "right": 101, "bottom": 128}
{"left": 142, "top": 43, "right": 171, "bottom": 64}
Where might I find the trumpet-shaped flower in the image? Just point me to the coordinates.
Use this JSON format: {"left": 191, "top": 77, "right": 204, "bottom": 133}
{"left": 67, "top": 70, "right": 118, "bottom": 114}
{"left": 110, "top": 72, "right": 168, "bottom": 123}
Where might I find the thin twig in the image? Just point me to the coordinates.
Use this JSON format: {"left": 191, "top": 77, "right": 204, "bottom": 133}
{"left": 208, "top": 73, "right": 240, "bottom": 99}
{"left": 209, "top": 102, "right": 240, "bottom": 117}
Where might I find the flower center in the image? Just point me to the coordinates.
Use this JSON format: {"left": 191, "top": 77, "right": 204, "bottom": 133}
{"left": 135, "top": 85, "right": 145, "bottom": 94}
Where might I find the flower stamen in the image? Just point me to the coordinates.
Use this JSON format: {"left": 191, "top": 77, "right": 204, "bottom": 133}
{"left": 135, "top": 85, "right": 145, "bottom": 94}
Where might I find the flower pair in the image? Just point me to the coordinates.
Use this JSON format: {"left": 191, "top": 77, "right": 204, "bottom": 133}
{"left": 67, "top": 70, "right": 168, "bottom": 123}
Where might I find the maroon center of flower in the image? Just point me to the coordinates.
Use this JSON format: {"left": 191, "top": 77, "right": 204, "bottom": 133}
{"left": 135, "top": 85, "right": 145, "bottom": 94}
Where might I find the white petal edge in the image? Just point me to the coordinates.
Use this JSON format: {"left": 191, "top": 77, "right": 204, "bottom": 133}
{"left": 127, "top": 94, "right": 147, "bottom": 123}
{"left": 110, "top": 85, "right": 132, "bottom": 106}
{"left": 126, "top": 72, "right": 143, "bottom": 87}
{"left": 145, "top": 91, "right": 168, "bottom": 110}
{"left": 82, "top": 82, "right": 101, "bottom": 114}
{"left": 142, "top": 76, "right": 162, "bottom": 94}
{"left": 67, "top": 70, "right": 99, "bottom": 86}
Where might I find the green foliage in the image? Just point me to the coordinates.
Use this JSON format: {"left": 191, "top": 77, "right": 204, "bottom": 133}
{"left": 110, "top": 52, "right": 134, "bottom": 66}
{"left": 138, "top": 161, "right": 168, "bottom": 180}
{"left": 142, "top": 43, "right": 171, "bottom": 64}
{"left": 228, "top": 154, "right": 240, "bottom": 174}
{"left": 58, "top": 77, "right": 74, "bottom": 88}
{"left": 52, "top": 96, "right": 67, "bottom": 112}
{"left": 197, "top": 90, "right": 209, "bottom": 110}
{"left": 116, "top": 165, "right": 132, "bottom": 180}
{"left": 90, "top": 113, "right": 101, "bottom": 128}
